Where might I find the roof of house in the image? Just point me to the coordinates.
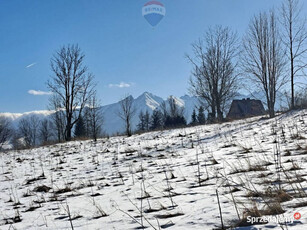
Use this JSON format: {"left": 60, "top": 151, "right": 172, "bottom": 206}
{"left": 227, "top": 98, "right": 265, "bottom": 119}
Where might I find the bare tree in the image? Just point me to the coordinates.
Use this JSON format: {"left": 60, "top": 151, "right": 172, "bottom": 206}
{"left": 49, "top": 95, "right": 66, "bottom": 142}
{"left": 0, "top": 117, "right": 12, "bottom": 149}
{"left": 137, "top": 110, "right": 150, "bottom": 132}
{"left": 18, "top": 115, "right": 40, "bottom": 147}
{"left": 84, "top": 94, "right": 103, "bottom": 141}
{"left": 117, "top": 95, "right": 136, "bottom": 136}
{"left": 11, "top": 132, "right": 23, "bottom": 150}
{"left": 281, "top": 0, "right": 307, "bottom": 109}
{"left": 160, "top": 101, "right": 168, "bottom": 124}
{"left": 150, "top": 109, "right": 163, "bottom": 130}
{"left": 242, "top": 10, "right": 287, "bottom": 118}
{"left": 143, "top": 111, "right": 150, "bottom": 131}
{"left": 18, "top": 118, "right": 32, "bottom": 147}
{"left": 160, "top": 96, "right": 187, "bottom": 128}
{"left": 137, "top": 111, "right": 146, "bottom": 132}
{"left": 168, "top": 96, "right": 184, "bottom": 118}
{"left": 39, "top": 118, "right": 54, "bottom": 144}
{"left": 47, "top": 44, "right": 95, "bottom": 141}
{"left": 160, "top": 96, "right": 184, "bottom": 122}
{"left": 187, "top": 26, "right": 239, "bottom": 121}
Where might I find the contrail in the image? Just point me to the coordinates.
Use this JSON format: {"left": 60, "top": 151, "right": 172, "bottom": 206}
{"left": 26, "top": 62, "right": 37, "bottom": 68}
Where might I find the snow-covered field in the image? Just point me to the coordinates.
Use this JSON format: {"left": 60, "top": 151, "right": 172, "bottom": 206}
{"left": 1, "top": 110, "right": 307, "bottom": 230}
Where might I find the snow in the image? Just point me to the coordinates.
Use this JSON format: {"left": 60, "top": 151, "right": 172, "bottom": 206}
{"left": 1, "top": 109, "right": 307, "bottom": 229}
{"left": 0, "top": 92, "right": 200, "bottom": 135}
{"left": 135, "top": 92, "right": 164, "bottom": 111}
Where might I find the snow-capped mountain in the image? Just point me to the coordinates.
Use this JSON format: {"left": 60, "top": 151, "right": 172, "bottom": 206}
{"left": 101, "top": 92, "right": 199, "bottom": 135}
{"left": 179, "top": 95, "right": 201, "bottom": 120}
{"left": 0, "top": 92, "right": 200, "bottom": 136}
{"left": 134, "top": 92, "right": 164, "bottom": 111}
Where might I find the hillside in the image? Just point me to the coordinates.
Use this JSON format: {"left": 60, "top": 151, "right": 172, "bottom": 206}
{"left": 0, "top": 110, "right": 306, "bottom": 229}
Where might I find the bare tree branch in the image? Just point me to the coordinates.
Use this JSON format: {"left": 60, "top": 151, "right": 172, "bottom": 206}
{"left": 187, "top": 26, "right": 239, "bottom": 122}
{"left": 117, "top": 95, "right": 136, "bottom": 136}
{"left": 242, "top": 10, "right": 287, "bottom": 118}
{"left": 0, "top": 117, "right": 13, "bottom": 149}
{"left": 47, "top": 44, "right": 96, "bottom": 141}
{"left": 280, "top": 0, "right": 307, "bottom": 109}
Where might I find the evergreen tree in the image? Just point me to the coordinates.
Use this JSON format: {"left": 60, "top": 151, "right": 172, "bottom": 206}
{"left": 162, "top": 96, "right": 187, "bottom": 128}
{"left": 137, "top": 111, "right": 146, "bottom": 131}
{"left": 197, "top": 106, "right": 206, "bottom": 124}
{"left": 150, "top": 109, "right": 163, "bottom": 130}
{"left": 191, "top": 109, "right": 197, "bottom": 125}
{"left": 137, "top": 110, "right": 151, "bottom": 132}
{"left": 74, "top": 116, "right": 86, "bottom": 138}
{"left": 165, "top": 115, "right": 186, "bottom": 128}
{"left": 144, "top": 110, "right": 150, "bottom": 131}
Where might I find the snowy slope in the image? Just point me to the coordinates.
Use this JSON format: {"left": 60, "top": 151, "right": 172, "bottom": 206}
{"left": 0, "top": 110, "right": 306, "bottom": 229}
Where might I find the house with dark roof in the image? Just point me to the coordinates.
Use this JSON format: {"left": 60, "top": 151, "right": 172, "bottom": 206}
{"left": 227, "top": 98, "right": 265, "bottom": 119}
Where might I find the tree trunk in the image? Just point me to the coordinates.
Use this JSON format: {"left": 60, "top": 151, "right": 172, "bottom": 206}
{"left": 291, "top": 48, "right": 294, "bottom": 109}
{"left": 210, "top": 104, "right": 216, "bottom": 122}
{"left": 216, "top": 99, "right": 223, "bottom": 121}
{"left": 217, "top": 109, "right": 223, "bottom": 122}
{"left": 66, "top": 117, "right": 72, "bottom": 141}
{"left": 268, "top": 100, "right": 275, "bottom": 118}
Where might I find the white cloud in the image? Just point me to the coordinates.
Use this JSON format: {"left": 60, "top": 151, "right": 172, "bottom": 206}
{"left": 26, "top": 62, "right": 37, "bottom": 68}
{"left": 28, "top": 90, "right": 53, "bottom": 96}
{"left": 108, "top": 82, "right": 132, "bottom": 88}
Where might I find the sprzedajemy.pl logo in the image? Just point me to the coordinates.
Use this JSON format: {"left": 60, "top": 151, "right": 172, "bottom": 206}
{"left": 247, "top": 212, "right": 301, "bottom": 224}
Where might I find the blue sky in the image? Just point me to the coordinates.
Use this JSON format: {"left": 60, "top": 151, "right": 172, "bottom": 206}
{"left": 0, "top": 0, "right": 305, "bottom": 113}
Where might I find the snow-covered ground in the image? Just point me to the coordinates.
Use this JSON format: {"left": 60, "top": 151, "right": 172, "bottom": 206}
{"left": 1, "top": 110, "right": 307, "bottom": 229}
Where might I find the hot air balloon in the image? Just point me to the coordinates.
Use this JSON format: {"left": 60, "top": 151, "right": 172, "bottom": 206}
{"left": 142, "top": 1, "right": 166, "bottom": 27}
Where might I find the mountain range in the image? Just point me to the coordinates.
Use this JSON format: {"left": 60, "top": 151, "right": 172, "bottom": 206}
{"left": 100, "top": 92, "right": 199, "bottom": 135}
{"left": 0, "top": 92, "right": 199, "bottom": 135}
{"left": 0, "top": 91, "right": 287, "bottom": 135}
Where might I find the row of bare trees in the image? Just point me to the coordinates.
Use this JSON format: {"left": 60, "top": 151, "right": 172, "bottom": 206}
{"left": 0, "top": 106, "right": 103, "bottom": 150}
{"left": 281, "top": 0, "right": 307, "bottom": 110}
{"left": 0, "top": 115, "right": 53, "bottom": 149}
{"left": 242, "top": 10, "right": 287, "bottom": 118}
{"left": 0, "top": 117, "right": 12, "bottom": 149}
{"left": 50, "top": 93, "right": 103, "bottom": 143}
{"left": 188, "top": 0, "right": 307, "bottom": 119}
